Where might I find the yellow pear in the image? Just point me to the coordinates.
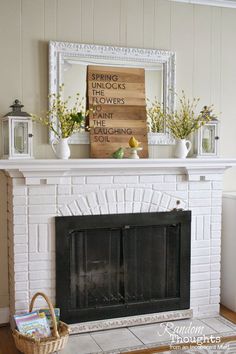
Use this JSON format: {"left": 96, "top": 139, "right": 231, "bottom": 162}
{"left": 129, "top": 136, "right": 140, "bottom": 148}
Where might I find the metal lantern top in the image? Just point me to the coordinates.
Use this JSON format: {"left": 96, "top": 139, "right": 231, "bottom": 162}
{"left": 4, "top": 99, "right": 31, "bottom": 117}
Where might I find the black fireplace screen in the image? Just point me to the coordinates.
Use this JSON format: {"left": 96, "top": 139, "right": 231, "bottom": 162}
{"left": 56, "top": 211, "right": 191, "bottom": 323}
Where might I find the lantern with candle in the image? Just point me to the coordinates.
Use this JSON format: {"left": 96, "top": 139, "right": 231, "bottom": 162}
{"left": 194, "top": 105, "right": 219, "bottom": 158}
{"left": 1, "top": 99, "right": 33, "bottom": 159}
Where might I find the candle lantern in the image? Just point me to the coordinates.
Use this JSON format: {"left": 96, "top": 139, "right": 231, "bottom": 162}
{"left": 194, "top": 106, "right": 219, "bottom": 158}
{"left": 2, "top": 99, "right": 33, "bottom": 159}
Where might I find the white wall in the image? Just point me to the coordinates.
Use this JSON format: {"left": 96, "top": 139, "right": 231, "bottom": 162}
{"left": 0, "top": 0, "right": 236, "bottom": 310}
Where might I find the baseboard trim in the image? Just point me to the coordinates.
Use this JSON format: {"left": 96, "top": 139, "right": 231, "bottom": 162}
{"left": 0, "top": 307, "right": 9, "bottom": 324}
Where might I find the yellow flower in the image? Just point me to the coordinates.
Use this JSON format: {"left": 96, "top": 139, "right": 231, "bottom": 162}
{"left": 146, "top": 98, "right": 165, "bottom": 133}
{"left": 31, "top": 85, "right": 90, "bottom": 139}
{"left": 166, "top": 91, "right": 216, "bottom": 139}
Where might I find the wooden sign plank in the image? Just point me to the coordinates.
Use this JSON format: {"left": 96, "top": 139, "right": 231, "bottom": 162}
{"left": 87, "top": 65, "right": 148, "bottom": 158}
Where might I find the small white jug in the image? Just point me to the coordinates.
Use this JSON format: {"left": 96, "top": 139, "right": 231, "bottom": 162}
{"left": 51, "top": 138, "right": 71, "bottom": 159}
{"left": 174, "top": 139, "right": 192, "bottom": 158}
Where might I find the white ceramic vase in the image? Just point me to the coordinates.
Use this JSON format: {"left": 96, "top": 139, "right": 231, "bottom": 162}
{"left": 174, "top": 139, "right": 192, "bottom": 158}
{"left": 51, "top": 137, "right": 71, "bottom": 159}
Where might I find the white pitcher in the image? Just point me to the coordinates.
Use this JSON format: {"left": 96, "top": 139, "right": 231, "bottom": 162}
{"left": 51, "top": 138, "right": 71, "bottom": 159}
{"left": 174, "top": 139, "right": 192, "bottom": 158}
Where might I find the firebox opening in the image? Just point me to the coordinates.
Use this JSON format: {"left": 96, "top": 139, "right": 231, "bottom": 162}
{"left": 56, "top": 211, "right": 191, "bottom": 324}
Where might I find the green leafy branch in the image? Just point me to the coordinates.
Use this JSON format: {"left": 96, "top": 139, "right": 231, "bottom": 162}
{"left": 166, "top": 91, "right": 216, "bottom": 139}
{"left": 31, "top": 84, "right": 90, "bottom": 139}
{"left": 146, "top": 98, "right": 165, "bottom": 133}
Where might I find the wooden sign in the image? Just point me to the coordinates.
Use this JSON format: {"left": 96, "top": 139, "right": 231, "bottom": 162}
{"left": 87, "top": 65, "right": 148, "bottom": 158}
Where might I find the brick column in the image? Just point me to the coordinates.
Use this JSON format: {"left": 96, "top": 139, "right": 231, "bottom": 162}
{"left": 7, "top": 176, "right": 29, "bottom": 321}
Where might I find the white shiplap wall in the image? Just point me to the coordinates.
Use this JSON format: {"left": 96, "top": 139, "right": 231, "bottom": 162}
{"left": 1, "top": 0, "right": 236, "bottom": 310}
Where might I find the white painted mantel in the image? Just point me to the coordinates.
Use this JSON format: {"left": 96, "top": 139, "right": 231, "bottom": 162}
{"left": 1, "top": 158, "right": 236, "bottom": 178}
{"left": 2, "top": 158, "right": 236, "bottom": 332}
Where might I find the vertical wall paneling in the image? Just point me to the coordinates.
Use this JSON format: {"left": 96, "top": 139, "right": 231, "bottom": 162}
{"left": 21, "top": 0, "right": 50, "bottom": 158}
{"left": 0, "top": 0, "right": 21, "bottom": 117}
{"left": 210, "top": 7, "right": 222, "bottom": 162}
{"left": 143, "top": 0, "right": 155, "bottom": 48}
{"left": 119, "top": 0, "right": 127, "bottom": 46}
{"left": 154, "top": 0, "right": 171, "bottom": 50}
{"left": 126, "top": 0, "right": 144, "bottom": 47}
{"left": 93, "top": 0, "right": 120, "bottom": 45}
{"left": 57, "top": 0, "right": 82, "bottom": 42}
{"left": 210, "top": 7, "right": 222, "bottom": 110}
{"left": 220, "top": 8, "right": 236, "bottom": 188}
{"left": 21, "top": 0, "right": 44, "bottom": 111}
{"left": 193, "top": 5, "right": 211, "bottom": 103}
{"left": 37, "top": 0, "right": 57, "bottom": 151}
{"left": 2, "top": 0, "right": 234, "bottom": 162}
{"left": 220, "top": 8, "right": 236, "bottom": 154}
{"left": 44, "top": 0, "right": 57, "bottom": 41}
{"left": 81, "top": 0, "right": 94, "bottom": 44}
{"left": 170, "top": 2, "right": 194, "bottom": 97}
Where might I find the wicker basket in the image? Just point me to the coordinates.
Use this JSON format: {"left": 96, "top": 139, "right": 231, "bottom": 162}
{"left": 12, "top": 292, "right": 69, "bottom": 354}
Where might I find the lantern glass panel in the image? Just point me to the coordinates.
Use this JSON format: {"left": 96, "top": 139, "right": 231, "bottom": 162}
{"left": 3, "top": 120, "right": 9, "bottom": 155}
{"left": 13, "top": 121, "right": 28, "bottom": 155}
{"left": 202, "top": 125, "right": 216, "bottom": 154}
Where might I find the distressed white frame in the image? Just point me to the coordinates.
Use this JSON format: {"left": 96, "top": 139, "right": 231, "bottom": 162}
{"left": 49, "top": 41, "right": 176, "bottom": 145}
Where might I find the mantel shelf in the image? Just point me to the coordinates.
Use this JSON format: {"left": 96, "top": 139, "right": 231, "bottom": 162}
{"left": 0, "top": 158, "right": 236, "bottom": 181}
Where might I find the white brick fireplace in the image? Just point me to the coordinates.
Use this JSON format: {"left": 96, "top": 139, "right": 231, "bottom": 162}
{"left": 1, "top": 158, "right": 235, "bottom": 332}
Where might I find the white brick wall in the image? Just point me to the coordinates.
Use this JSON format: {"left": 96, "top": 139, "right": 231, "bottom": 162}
{"left": 7, "top": 171, "right": 224, "bottom": 320}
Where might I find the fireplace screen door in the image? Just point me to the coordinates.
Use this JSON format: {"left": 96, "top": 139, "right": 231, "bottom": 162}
{"left": 56, "top": 211, "right": 191, "bottom": 323}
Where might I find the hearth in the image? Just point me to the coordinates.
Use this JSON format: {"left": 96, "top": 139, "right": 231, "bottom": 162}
{"left": 56, "top": 210, "right": 191, "bottom": 324}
